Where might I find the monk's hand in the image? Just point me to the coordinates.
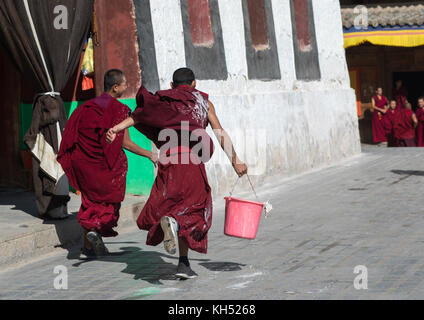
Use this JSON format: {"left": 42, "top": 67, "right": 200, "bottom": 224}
{"left": 106, "top": 128, "right": 117, "bottom": 144}
{"left": 233, "top": 162, "right": 248, "bottom": 177}
{"left": 150, "top": 152, "right": 159, "bottom": 167}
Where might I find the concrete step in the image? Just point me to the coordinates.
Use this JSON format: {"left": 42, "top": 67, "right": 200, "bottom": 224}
{"left": 0, "top": 190, "right": 147, "bottom": 269}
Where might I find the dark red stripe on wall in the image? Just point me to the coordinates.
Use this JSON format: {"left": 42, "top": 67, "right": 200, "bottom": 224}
{"left": 242, "top": 0, "right": 281, "bottom": 80}
{"left": 180, "top": 0, "right": 227, "bottom": 80}
{"left": 187, "top": 0, "right": 215, "bottom": 47}
{"left": 94, "top": 0, "right": 141, "bottom": 98}
{"left": 246, "top": 0, "right": 269, "bottom": 50}
{"left": 293, "top": 0, "right": 311, "bottom": 52}
{"left": 290, "top": 0, "right": 321, "bottom": 81}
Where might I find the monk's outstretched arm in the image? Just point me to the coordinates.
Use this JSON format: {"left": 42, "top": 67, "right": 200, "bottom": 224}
{"left": 208, "top": 101, "right": 248, "bottom": 177}
{"left": 106, "top": 117, "right": 136, "bottom": 143}
{"left": 122, "top": 129, "right": 158, "bottom": 165}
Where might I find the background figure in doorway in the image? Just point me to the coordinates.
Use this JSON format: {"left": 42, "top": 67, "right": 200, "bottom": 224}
{"left": 392, "top": 80, "right": 408, "bottom": 109}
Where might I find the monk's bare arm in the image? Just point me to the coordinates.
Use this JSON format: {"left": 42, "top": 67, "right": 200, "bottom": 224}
{"left": 122, "top": 129, "right": 158, "bottom": 165}
{"left": 114, "top": 117, "right": 136, "bottom": 134}
{"left": 371, "top": 98, "right": 376, "bottom": 111}
{"left": 371, "top": 98, "right": 386, "bottom": 114}
{"left": 106, "top": 117, "right": 136, "bottom": 143}
{"left": 208, "top": 101, "right": 247, "bottom": 177}
{"left": 412, "top": 114, "right": 419, "bottom": 128}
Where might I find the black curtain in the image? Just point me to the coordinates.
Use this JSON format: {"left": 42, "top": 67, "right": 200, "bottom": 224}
{"left": 0, "top": 0, "right": 94, "bottom": 218}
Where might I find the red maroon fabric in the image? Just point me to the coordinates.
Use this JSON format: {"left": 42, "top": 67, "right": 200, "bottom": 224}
{"left": 132, "top": 85, "right": 214, "bottom": 159}
{"left": 416, "top": 107, "right": 424, "bottom": 147}
{"left": 132, "top": 85, "right": 214, "bottom": 254}
{"left": 392, "top": 108, "right": 416, "bottom": 146}
{"left": 385, "top": 108, "right": 398, "bottom": 147}
{"left": 397, "top": 138, "right": 417, "bottom": 147}
{"left": 58, "top": 93, "right": 131, "bottom": 237}
{"left": 392, "top": 87, "right": 408, "bottom": 108}
{"left": 372, "top": 95, "right": 388, "bottom": 143}
{"left": 78, "top": 193, "right": 121, "bottom": 237}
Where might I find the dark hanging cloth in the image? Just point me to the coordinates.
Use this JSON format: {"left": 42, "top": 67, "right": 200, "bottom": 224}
{"left": 0, "top": 0, "right": 93, "bottom": 218}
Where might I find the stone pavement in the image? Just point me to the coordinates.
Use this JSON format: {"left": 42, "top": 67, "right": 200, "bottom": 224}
{"left": 2, "top": 145, "right": 424, "bottom": 300}
{"left": 0, "top": 189, "right": 146, "bottom": 268}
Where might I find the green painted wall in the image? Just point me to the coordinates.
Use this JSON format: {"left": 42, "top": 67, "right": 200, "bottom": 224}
{"left": 20, "top": 99, "right": 155, "bottom": 196}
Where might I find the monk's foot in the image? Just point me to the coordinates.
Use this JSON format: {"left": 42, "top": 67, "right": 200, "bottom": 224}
{"left": 161, "top": 216, "right": 179, "bottom": 255}
{"left": 79, "top": 247, "right": 97, "bottom": 260}
{"left": 86, "top": 231, "right": 109, "bottom": 256}
{"left": 176, "top": 262, "right": 198, "bottom": 280}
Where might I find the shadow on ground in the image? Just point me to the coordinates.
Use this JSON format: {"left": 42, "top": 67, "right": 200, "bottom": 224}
{"left": 199, "top": 262, "right": 246, "bottom": 272}
{"left": 0, "top": 185, "right": 82, "bottom": 258}
{"left": 70, "top": 246, "right": 245, "bottom": 285}
{"left": 0, "top": 186, "right": 38, "bottom": 217}
{"left": 391, "top": 170, "right": 424, "bottom": 177}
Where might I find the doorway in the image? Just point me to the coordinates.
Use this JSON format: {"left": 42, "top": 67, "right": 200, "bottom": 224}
{"left": 393, "top": 72, "right": 424, "bottom": 110}
{"left": 0, "top": 46, "right": 24, "bottom": 187}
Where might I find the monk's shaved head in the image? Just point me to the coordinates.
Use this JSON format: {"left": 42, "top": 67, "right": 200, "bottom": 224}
{"left": 104, "top": 69, "right": 125, "bottom": 92}
{"left": 172, "top": 68, "right": 196, "bottom": 88}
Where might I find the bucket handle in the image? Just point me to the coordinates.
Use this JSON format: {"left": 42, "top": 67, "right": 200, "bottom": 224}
{"left": 229, "top": 174, "right": 272, "bottom": 218}
{"left": 229, "top": 174, "right": 259, "bottom": 200}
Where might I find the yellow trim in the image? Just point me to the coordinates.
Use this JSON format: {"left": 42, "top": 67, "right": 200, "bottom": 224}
{"left": 344, "top": 30, "right": 424, "bottom": 48}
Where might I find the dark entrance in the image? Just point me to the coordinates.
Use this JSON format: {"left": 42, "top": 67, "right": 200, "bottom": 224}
{"left": 393, "top": 71, "right": 424, "bottom": 110}
{"left": 0, "top": 46, "right": 25, "bottom": 188}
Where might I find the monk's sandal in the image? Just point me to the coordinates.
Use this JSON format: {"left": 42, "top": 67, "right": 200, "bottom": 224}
{"left": 86, "top": 231, "right": 109, "bottom": 257}
{"left": 161, "top": 216, "right": 179, "bottom": 255}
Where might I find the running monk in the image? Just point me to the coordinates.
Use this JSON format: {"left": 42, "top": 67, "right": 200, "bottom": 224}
{"left": 106, "top": 68, "right": 248, "bottom": 279}
{"left": 58, "top": 69, "right": 157, "bottom": 258}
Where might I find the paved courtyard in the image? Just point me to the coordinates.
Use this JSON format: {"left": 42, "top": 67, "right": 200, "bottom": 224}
{"left": 2, "top": 145, "right": 424, "bottom": 300}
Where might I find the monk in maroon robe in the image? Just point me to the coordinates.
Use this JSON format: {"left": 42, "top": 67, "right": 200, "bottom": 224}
{"left": 58, "top": 70, "right": 157, "bottom": 258}
{"left": 384, "top": 100, "right": 399, "bottom": 147}
{"left": 392, "top": 102, "right": 418, "bottom": 147}
{"left": 107, "top": 68, "right": 248, "bottom": 279}
{"left": 415, "top": 97, "right": 424, "bottom": 147}
{"left": 371, "top": 87, "right": 389, "bottom": 145}
{"left": 393, "top": 80, "right": 408, "bottom": 109}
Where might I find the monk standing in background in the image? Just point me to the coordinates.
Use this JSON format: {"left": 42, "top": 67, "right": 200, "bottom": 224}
{"left": 371, "top": 87, "right": 389, "bottom": 146}
{"left": 107, "top": 68, "right": 248, "bottom": 279}
{"left": 384, "top": 99, "right": 398, "bottom": 147}
{"left": 58, "top": 70, "right": 157, "bottom": 258}
{"left": 415, "top": 97, "right": 424, "bottom": 147}
{"left": 392, "top": 80, "right": 408, "bottom": 109}
{"left": 392, "top": 101, "right": 418, "bottom": 147}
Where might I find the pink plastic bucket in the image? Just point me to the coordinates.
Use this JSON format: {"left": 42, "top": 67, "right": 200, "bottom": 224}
{"left": 224, "top": 197, "right": 264, "bottom": 240}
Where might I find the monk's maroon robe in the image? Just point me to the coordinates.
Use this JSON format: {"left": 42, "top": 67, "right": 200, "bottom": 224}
{"left": 57, "top": 94, "right": 131, "bottom": 237}
{"left": 372, "top": 95, "right": 388, "bottom": 143}
{"left": 393, "top": 108, "right": 416, "bottom": 147}
{"left": 384, "top": 108, "right": 398, "bottom": 147}
{"left": 415, "top": 108, "right": 424, "bottom": 147}
{"left": 131, "top": 85, "right": 214, "bottom": 254}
